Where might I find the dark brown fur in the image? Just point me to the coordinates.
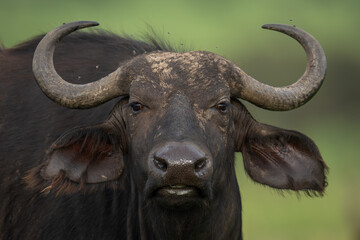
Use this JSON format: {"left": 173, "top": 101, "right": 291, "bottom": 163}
{"left": 0, "top": 30, "right": 327, "bottom": 240}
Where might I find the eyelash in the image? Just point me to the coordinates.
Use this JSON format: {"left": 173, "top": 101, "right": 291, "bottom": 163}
{"left": 129, "top": 101, "right": 228, "bottom": 114}
{"left": 215, "top": 102, "right": 228, "bottom": 114}
{"left": 130, "top": 102, "right": 144, "bottom": 113}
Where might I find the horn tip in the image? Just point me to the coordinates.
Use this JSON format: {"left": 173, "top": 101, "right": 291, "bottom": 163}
{"left": 74, "top": 21, "right": 99, "bottom": 28}
{"left": 261, "top": 24, "right": 298, "bottom": 32}
{"left": 61, "top": 21, "right": 99, "bottom": 30}
{"left": 262, "top": 24, "right": 283, "bottom": 30}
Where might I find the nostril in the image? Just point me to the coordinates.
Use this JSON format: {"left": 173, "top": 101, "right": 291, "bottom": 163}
{"left": 194, "top": 158, "right": 207, "bottom": 172}
{"left": 153, "top": 156, "right": 168, "bottom": 171}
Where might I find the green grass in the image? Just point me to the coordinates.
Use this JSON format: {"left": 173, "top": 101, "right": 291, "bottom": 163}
{"left": 0, "top": 0, "right": 359, "bottom": 58}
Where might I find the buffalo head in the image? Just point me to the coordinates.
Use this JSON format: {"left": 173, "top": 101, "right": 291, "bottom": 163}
{"left": 28, "top": 21, "right": 327, "bottom": 214}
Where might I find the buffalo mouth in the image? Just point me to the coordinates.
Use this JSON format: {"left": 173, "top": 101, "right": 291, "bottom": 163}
{"left": 157, "top": 185, "right": 199, "bottom": 198}
{"left": 151, "top": 185, "right": 208, "bottom": 210}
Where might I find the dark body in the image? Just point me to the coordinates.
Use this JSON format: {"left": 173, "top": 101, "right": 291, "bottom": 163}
{"left": 0, "top": 33, "right": 158, "bottom": 239}
{"left": 0, "top": 22, "right": 327, "bottom": 240}
{"left": 0, "top": 33, "right": 241, "bottom": 239}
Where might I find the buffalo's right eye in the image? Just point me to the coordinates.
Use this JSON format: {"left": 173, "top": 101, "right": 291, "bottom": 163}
{"left": 216, "top": 102, "right": 228, "bottom": 114}
{"left": 131, "top": 102, "right": 144, "bottom": 113}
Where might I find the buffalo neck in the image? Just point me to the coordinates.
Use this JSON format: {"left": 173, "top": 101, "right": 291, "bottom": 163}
{"left": 126, "top": 166, "right": 243, "bottom": 240}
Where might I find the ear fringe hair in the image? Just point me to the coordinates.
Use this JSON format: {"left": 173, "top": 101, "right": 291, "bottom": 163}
{"left": 49, "top": 126, "right": 123, "bottom": 155}
{"left": 23, "top": 164, "right": 125, "bottom": 196}
{"left": 244, "top": 167, "right": 328, "bottom": 198}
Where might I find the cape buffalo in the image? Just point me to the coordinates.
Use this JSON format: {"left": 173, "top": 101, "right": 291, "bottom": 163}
{"left": 0, "top": 21, "right": 327, "bottom": 239}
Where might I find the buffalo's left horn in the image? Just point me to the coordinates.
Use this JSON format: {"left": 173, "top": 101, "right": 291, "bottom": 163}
{"left": 33, "top": 21, "right": 130, "bottom": 109}
{"left": 230, "top": 24, "right": 327, "bottom": 111}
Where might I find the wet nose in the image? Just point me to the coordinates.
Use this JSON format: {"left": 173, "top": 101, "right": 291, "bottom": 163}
{"left": 150, "top": 142, "right": 212, "bottom": 180}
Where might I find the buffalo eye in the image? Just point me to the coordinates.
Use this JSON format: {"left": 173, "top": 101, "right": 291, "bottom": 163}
{"left": 216, "top": 102, "right": 228, "bottom": 114}
{"left": 131, "top": 102, "right": 144, "bottom": 113}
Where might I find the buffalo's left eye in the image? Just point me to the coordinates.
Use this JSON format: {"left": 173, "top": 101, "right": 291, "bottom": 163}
{"left": 131, "top": 102, "right": 144, "bottom": 113}
{"left": 216, "top": 102, "right": 228, "bottom": 114}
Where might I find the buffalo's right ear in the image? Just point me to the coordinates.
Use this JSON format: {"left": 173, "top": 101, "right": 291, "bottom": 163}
{"left": 240, "top": 121, "right": 328, "bottom": 195}
{"left": 25, "top": 125, "right": 125, "bottom": 195}
{"left": 232, "top": 99, "right": 328, "bottom": 195}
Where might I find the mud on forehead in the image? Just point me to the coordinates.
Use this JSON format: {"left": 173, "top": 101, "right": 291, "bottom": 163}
{"left": 129, "top": 51, "right": 231, "bottom": 95}
{"left": 144, "top": 51, "right": 231, "bottom": 77}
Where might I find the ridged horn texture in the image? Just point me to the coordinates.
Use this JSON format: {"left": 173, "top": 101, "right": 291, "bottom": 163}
{"left": 33, "top": 21, "right": 130, "bottom": 109}
{"left": 230, "top": 24, "right": 327, "bottom": 111}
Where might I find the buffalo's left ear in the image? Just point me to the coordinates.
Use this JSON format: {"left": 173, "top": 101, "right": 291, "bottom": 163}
{"left": 44, "top": 126, "right": 124, "bottom": 184}
{"left": 25, "top": 125, "right": 125, "bottom": 195}
{"left": 240, "top": 121, "right": 328, "bottom": 194}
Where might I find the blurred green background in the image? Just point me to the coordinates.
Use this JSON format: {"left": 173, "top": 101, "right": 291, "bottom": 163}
{"left": 1, "top": 0, "right": 359, "bottom": 239}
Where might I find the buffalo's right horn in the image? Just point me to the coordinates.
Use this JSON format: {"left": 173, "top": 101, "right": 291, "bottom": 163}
{"left": 33, "top": 21, "right": 131, "bottom": 109}
{"left": 230, "top": 24, "right": 327, "bottom": 111}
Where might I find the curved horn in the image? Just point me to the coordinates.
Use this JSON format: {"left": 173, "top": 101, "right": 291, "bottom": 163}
{"left": 230, "top": 24, "right": 327, "bottom": 111}
{"left": 33, "top": 21, "right": 130, "bottom": 109}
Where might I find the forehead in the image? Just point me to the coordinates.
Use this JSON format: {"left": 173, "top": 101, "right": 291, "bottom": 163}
{"left": 129, "top": 51, "right": 231, "bottom": 97}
